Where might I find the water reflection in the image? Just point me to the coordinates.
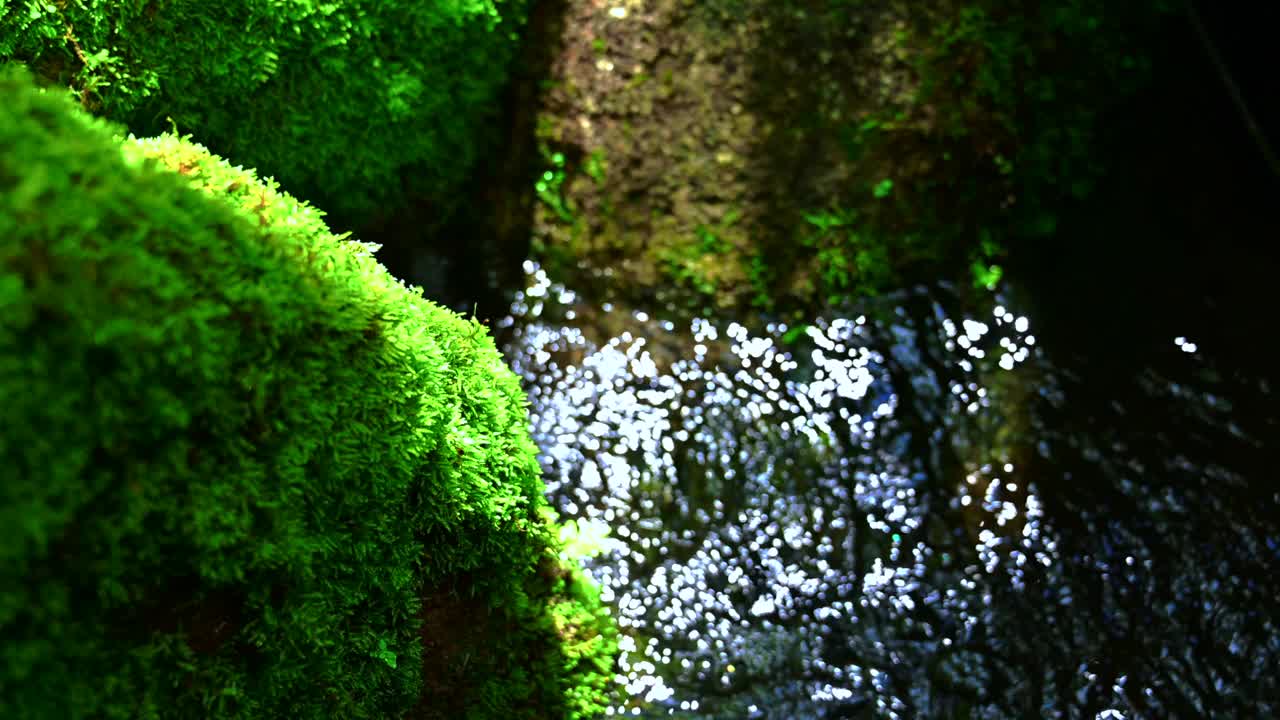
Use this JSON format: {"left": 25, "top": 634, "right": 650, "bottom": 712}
{"left": 499, "top": 262, "right": 1277, "bottom": 718}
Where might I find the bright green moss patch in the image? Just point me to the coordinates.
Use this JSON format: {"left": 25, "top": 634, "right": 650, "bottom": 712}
{"left": 1, "top": 0, "right": 529, "bottom": 228}
{"left": 0, "top": 65, "right": 615, "bottom": 719}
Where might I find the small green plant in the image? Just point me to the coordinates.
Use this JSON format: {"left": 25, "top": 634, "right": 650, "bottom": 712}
{"left": 746, "top": 253, "right": 774, "bottom": 309}
{"left": 658, "top": 234, "right": 717, "bottom": 298}
{"left": 536, "top": 148, "right": 574, "bottom": 222}
{"left": 781, "top": 324, "right": 810, "bottom": 345}
{"left": 658, "top": 207, "right": 745, "bottom": 297}
{"left": 971, "top": 260, "right": 1003, "bottom": 290}
{"left": 795, "top": 206, "right": 901, "bottom": 300}
{"left": 659, "top": 249, "right": 718, "bottom": 297}
{"left": 371, "top": 638, "right": 398, "bottom": 670}
{"left": 994, "top": 153, "right": 1013, "bottom": 176}
{"left": 695, "top": 225, "right": 730, "bottom": 255}
{"left": 802, "top": 207, "right": 854, "bottom": 232}
{"left": 872, "top": 178, "right": 894, "bottom": 199}
{"left": 584, "top": 148, "right": 607, "bottom": 185}
{"left": 970, "top": 227, "right": 1005, "bottom": 290}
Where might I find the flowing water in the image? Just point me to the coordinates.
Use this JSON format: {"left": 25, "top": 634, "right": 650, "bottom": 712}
{"left": 493, "top": 261, "right": 1278, "bottom": 719}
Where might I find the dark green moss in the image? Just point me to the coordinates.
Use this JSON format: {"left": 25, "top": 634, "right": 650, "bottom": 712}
{"left": 0, "top": 65, "right": 615, "bottom": 719}
{"left": 0, "top": 0, "right": 529, "bottom": 228}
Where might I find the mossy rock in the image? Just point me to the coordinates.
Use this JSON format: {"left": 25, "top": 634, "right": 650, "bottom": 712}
{"left": 0, "top": 65, "right": 614, "bottom": 720}
{"left": 0, "top": 0, "right": 529, "bottom": 228}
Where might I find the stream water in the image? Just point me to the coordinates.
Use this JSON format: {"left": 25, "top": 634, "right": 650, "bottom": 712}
{"left": 491, "top": 261, "right": 1279, "bottom": 719}
{"left": 344, "top": 4, "right": 1280, "bottom": 715}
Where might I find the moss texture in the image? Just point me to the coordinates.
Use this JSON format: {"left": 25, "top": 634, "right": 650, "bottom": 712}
{"left": 0, "top": 0, "right": 528, "bottom": 228}
{"left": 0, "top": 65, "right": 615, "bottom": 719}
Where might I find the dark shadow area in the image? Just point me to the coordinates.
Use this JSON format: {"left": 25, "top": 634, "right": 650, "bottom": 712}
{"left": 961, "top": 7, "right": 1280, "bottom": 716}
{"left": 1188, "top": 0, "right": 1280, "bottom": 168}
{"left": 1009, "top": 6, "right": 1280, "bottom": 392}
{"left": 735, "top": 0, "right": 1011, "bottom": 316}
{"left": 411, "top": 559, "right": 599, "bottom": 720}
{"left": 351, "top": 0, "right": 572, "bottom": 326}
{"left": 735, "top": 0, "right": 932, "bottom": 311}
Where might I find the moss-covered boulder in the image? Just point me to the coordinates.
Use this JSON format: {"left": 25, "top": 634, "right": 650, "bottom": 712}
{"left": 0, "top": 0, "right": 528, "bottom": 228}
{"left": 0, "top": 65, "right": 614, "bottom": 719}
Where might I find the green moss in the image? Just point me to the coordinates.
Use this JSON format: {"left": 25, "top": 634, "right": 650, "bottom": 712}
{"left": 651, "top": 208, "right": 748, "bottom": 308}
{"left": 0, "top": 65, "right": 614, "bottom": 719}
{"left": 793, "top": 208, "right": 925, "bottom": 303}
{"left": 547, "top": 565, "right": 619, "bottom": 719}
{"left": 0, "top": 0, "right": 529, "bottom": 228}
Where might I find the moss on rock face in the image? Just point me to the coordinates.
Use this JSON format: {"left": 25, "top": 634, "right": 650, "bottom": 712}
{"left": 0, "top": 65, "right": 614, "bottom": 719}
{"left": 525, "top": 0, "right": 1178, "bottom": 320}
{"left": 0, "top": 0, "right": 528, "bottom": 228}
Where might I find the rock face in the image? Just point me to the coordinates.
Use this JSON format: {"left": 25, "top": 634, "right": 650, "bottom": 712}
{"left": 525, "top": 0, "right": 955, "bottom": 314}
{"left": 0, "top": 66, "right": 614, "bottom": 720}
{"left": 521, "top": 0, "right": 1177, "bottom": 319}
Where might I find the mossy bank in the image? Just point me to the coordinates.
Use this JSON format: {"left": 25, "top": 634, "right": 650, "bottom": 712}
{"left": 0, "top": 0, "right": 528, "bottom": 231}
{"left": 0, "top": 65, "right": 616, "bottom": 719}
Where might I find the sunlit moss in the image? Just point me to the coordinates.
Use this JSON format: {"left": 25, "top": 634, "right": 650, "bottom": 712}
{"left": 0, "top": 65, "right": 614, "bottom": 719}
